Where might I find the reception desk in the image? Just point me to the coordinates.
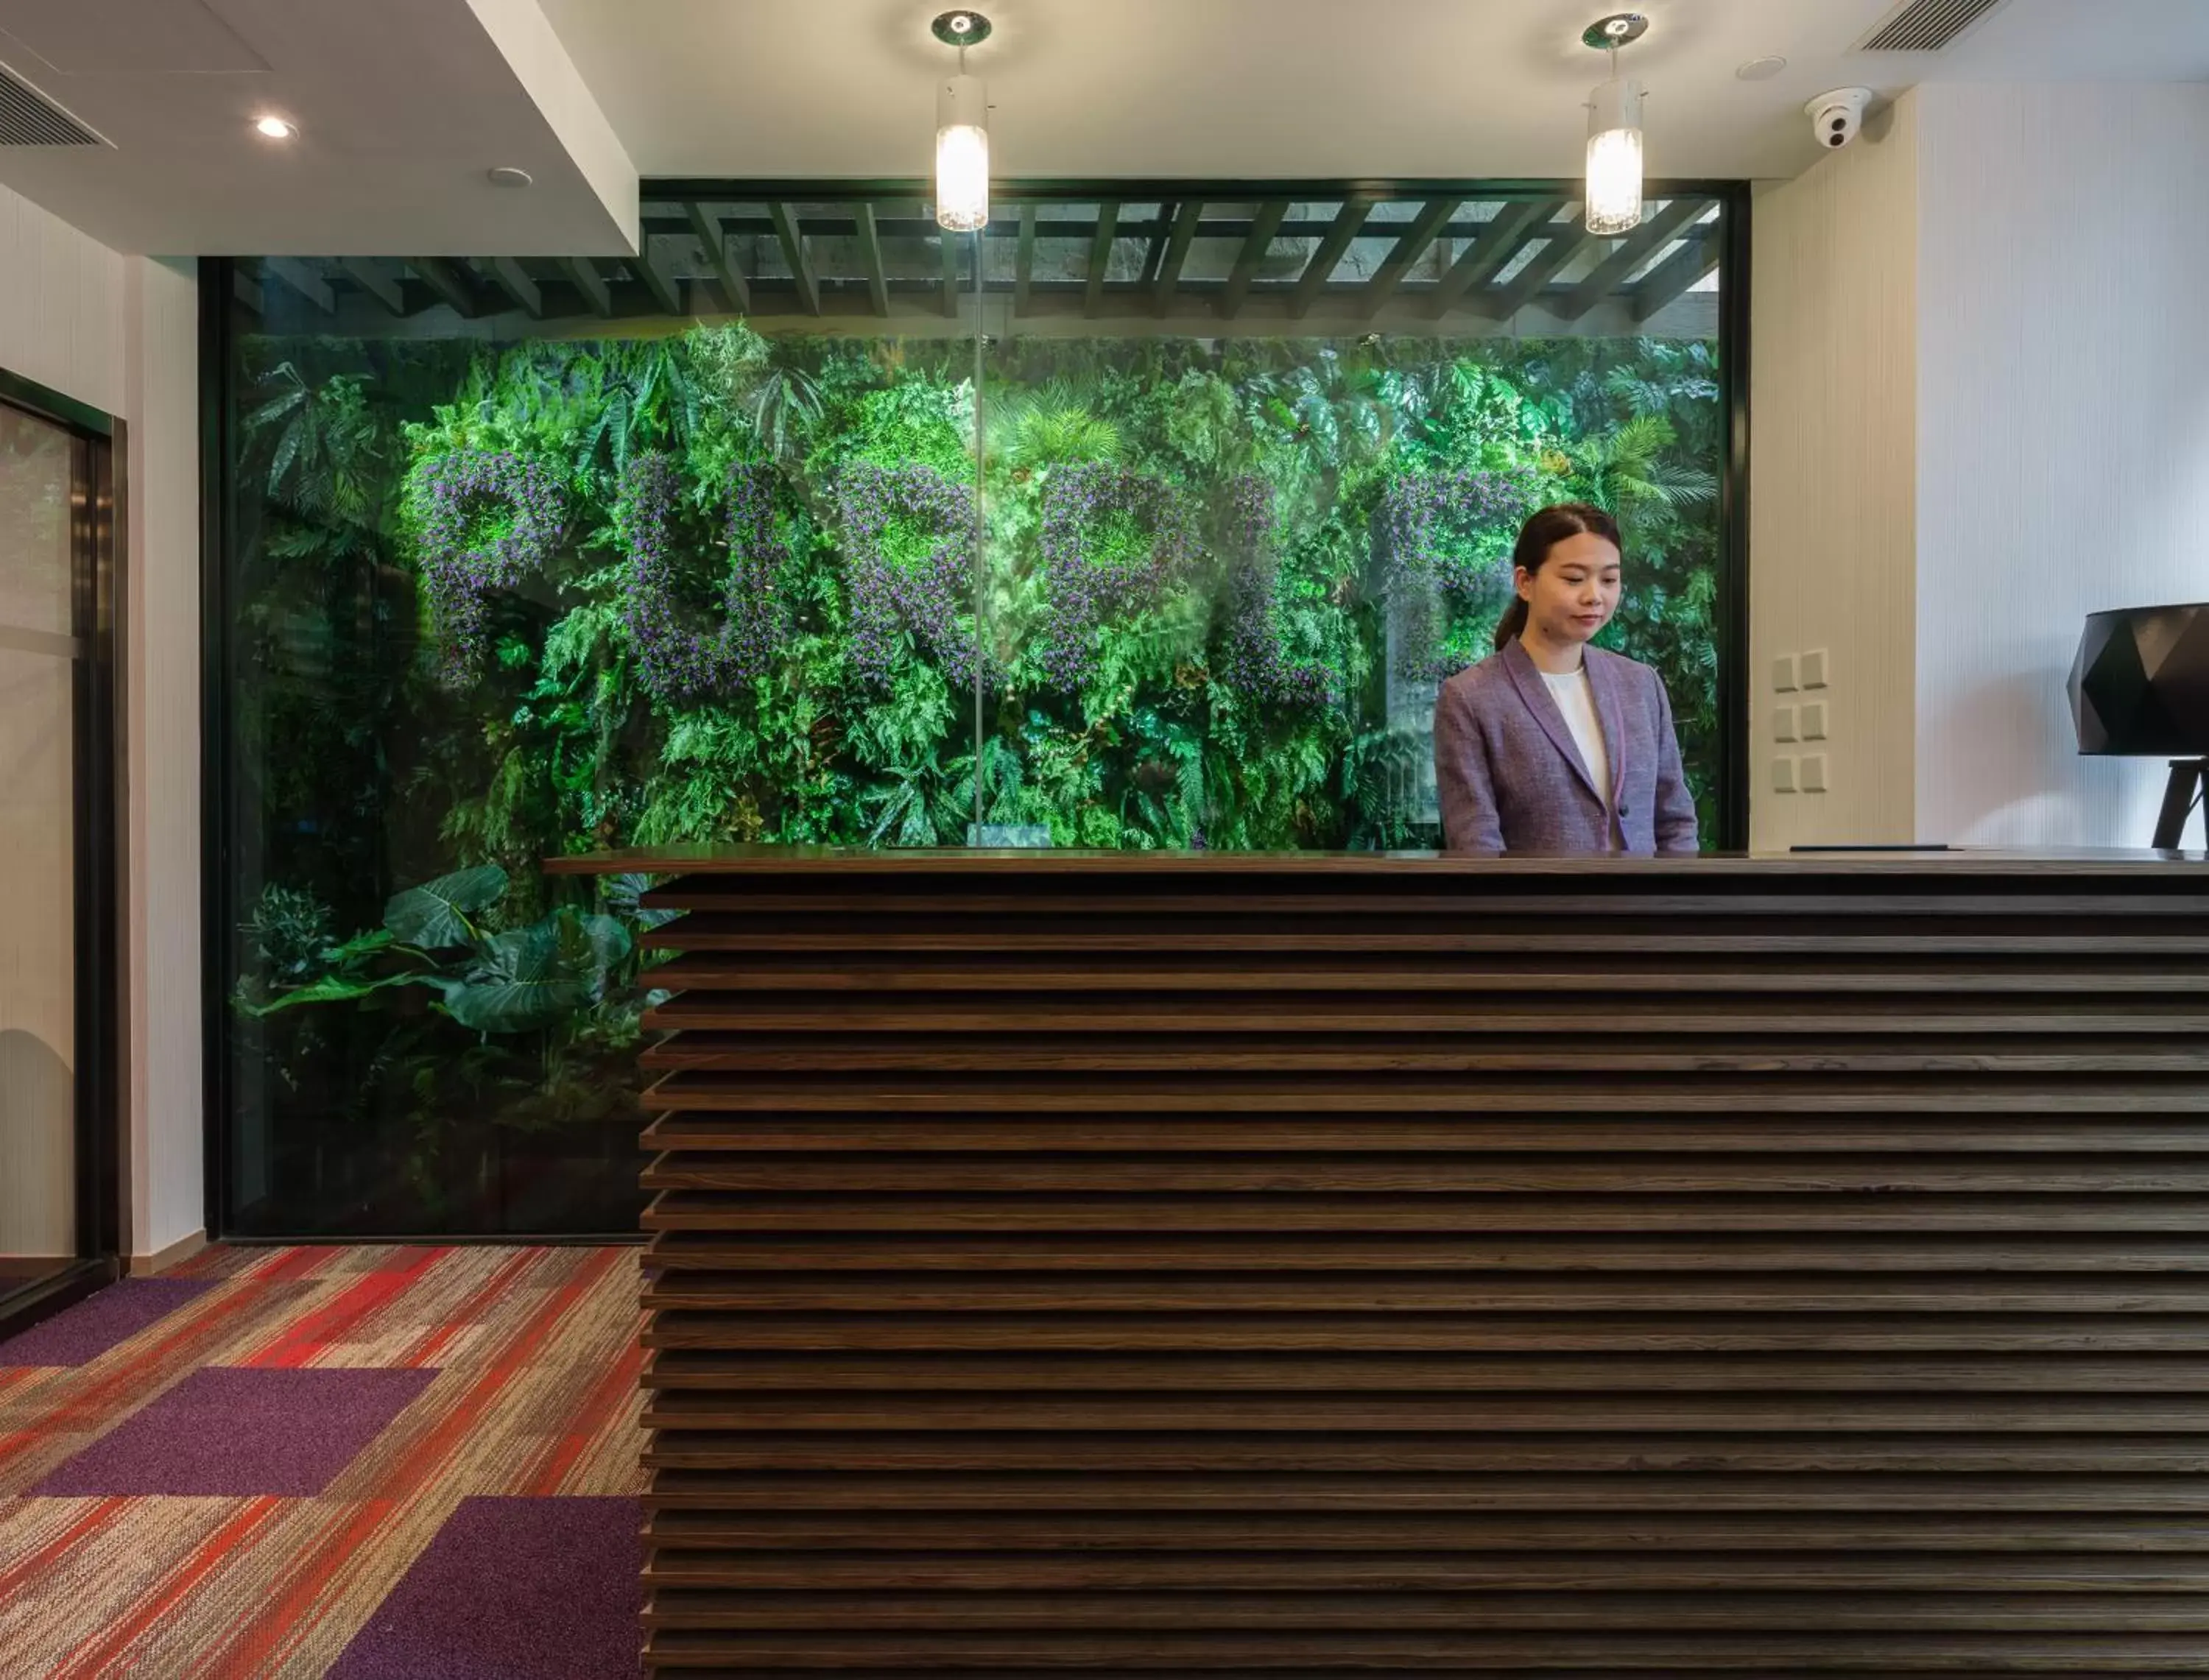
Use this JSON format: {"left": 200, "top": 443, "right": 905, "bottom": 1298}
{"left": 544, "top": 847, "right": 2209, "bottom": 1676}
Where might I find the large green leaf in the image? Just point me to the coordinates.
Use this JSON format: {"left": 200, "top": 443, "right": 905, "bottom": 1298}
{"left": 320, "top": 927, "right": 395, "bottom": 964}
{"left": 441, "top": 911, "right": 630, "bottom": 1034}
{"left": 383, "top": 866, "right": 509, "bottom": 949}
{"left": 240, "top": 970, "right": 436, "bottom": 1018}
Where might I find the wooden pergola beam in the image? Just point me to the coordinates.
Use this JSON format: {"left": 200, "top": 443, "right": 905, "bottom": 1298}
{"left": 337, "top": 258, "right": 405, "bottom": 314}
{"left": 1428, "top": 199, "right": 1563, "bottom": 318}
{"left": 264, "top": 258, "right": 334, "bottom": 313}
{"left": 1083, "top": 199, "right": 1119, "bottom": 319}
{"left": 687, "top": 204, "right": 752, "bottom": 314}
{"left": 1632, "top": 231, "right": 1722, "bottom": 322}
{"left": 1485, "top": 229, "right": 1598, "bottom": 320}
{"left": 768, "top": 202, "right": 820, "bottom": 316}
{"left": 1013, "top": 205, "right": 1036, "bottom": 317}
{"left": 485, "top": 257, "right": 543, "bottom": 319}
{"left": 633, "top": 237, "right": 684, "bottom": 317}
{"left": 853, "top": 203, "right": 890, "bottom": 317}
{"left": 715, "top": 286, "right": 1668, "bottom": 337}
{"left": 1554, "top": 200, "right": 1708, "bottom": 322}
{"left": 1219, "top": 201, "right": 1287, "bottom": 320}
{"left": 407, "top": 258, "right": 480, "bottom": 318}
{"left": 562, "top": 257, "right": 613, "bottom": 318}
{"left": 1152, "top": 199, "right": 1203, "bottom": 319}
{"left": 1359, "top": 197, "right": 1460, "bottom": 320}
{"left": 1289, "top": 196, "right": 1375, "bottom": 320}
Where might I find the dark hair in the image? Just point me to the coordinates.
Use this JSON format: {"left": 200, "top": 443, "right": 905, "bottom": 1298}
{"left": 1492, "top": 502, "right": 1624, "bottom": 652}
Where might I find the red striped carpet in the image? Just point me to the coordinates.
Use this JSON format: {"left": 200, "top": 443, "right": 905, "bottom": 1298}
{"left": 0, "top": 1245, "right": 646, "bottom": 1678}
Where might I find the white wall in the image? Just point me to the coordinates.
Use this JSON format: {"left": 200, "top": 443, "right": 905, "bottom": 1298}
{"left": 0, "top": 188, "right": 125, "bottom": 417}
{"left": 122, "top": 257, "right": 202, "bottom": 1261}
{"left": 1914, "top": 82, "right": 2209, "bottom": 847}
{"left": 1749, "top": 92, "right": 1922, "bottom": 853}
{"left": 0, "top": 183, "right": 201, "bottom": 1263}
{"left": 1750, "top": 81, "right": 2209, "bottom": 851}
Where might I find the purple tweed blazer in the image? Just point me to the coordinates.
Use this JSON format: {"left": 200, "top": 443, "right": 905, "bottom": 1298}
{"left": 1434, "top": 640, "right": 1699, "bottom": 855}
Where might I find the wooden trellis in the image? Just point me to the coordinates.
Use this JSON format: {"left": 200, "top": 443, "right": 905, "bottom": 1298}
{"left": 238, "top": 188, "right": 1725, "bottom": 336}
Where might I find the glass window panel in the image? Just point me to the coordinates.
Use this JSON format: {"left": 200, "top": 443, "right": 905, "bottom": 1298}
{"left": 0, "top": 402, "right": 79, "bottom": 1261}
{"left": 0, "top": 647, "right": 73, "bottom": 1259}
{"left": 0, "top": 407, "right": 76, "bottom": 637}
{"left": 215, "top": 188, "right": 1731, "bottom": 1233}
{"left": 1328, "top": 236, "right": 1395, "bottom": 284}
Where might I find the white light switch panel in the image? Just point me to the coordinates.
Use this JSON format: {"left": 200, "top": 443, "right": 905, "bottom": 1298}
{"left": 1772, "top": 757, "right": 1797, "bottom": 793}
{"left": 1800, "top": 701, "right": 1828, "bottom": 741}
{"left": 1800, "top": 649, "right": 1829, "bottom": 690}
{"left": 1772, "top": 654, "right": 1799, "bottom": 693}
{"left": 1774, "top": 706, "right": 1797, "bottom": 743}
{"left": 1800, "top": 754, "right": 1829, "bottom": 793}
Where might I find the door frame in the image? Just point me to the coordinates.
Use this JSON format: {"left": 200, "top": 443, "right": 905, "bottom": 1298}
{"left": 0, "top": 367, "right": 124, "bottom": 1338}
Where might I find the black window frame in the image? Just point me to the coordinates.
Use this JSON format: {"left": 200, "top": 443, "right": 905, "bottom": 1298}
{"left": 197, "top": 175, "right": 1750, "bottom": 1241}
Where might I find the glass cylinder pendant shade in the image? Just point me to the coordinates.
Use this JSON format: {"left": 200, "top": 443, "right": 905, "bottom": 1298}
{"left": 1585, "top": 76, "right": 1644, "bottom": 236}
{"left": 935, "top": 74, "right": 990, "bottom": 233}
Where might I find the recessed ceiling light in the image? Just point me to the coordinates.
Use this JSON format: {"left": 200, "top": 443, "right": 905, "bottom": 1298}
{"left": 1736, "top": 55, "right": 1788, "bottom": 81}
{"left": 253, "top": 115, "right": 297, "bottom": 140}
{"left": 487, "top": 166, "right": 533, "bottom": 188}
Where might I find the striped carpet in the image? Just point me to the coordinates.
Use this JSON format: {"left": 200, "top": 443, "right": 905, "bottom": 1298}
{"left": 0, "top": 1245, "right": 646, "bottom": 1678}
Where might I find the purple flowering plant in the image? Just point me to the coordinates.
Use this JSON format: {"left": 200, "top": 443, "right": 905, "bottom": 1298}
{"left": 412, "top": 448, "right": 569, "bottom": 685}
{"left": 1035, "top": 465, "right": 1201, "bottom": 691}
{"left": 1375, "top": 467, "right": 1536, "bottom": 679}
{"left": 1212, "top": 474, "right": 1339, "bottom": 709}
{"left": 618, "top": 453, "right": 789, "bottom": 705}
{"left": 835, "top": 461, "right": 992, "bottom": 695}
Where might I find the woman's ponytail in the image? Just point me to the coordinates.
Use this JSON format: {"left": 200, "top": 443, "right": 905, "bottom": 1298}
{"left": 1491, "top": 502, "right": 1622, "bottom": 653}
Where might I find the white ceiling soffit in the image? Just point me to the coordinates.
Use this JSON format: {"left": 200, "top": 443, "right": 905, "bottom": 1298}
{"left": 540, "top": 0, "right": 2209, "bottom": 185}
{"left": 0, "top": 0, "right": 638, "bottom": 257}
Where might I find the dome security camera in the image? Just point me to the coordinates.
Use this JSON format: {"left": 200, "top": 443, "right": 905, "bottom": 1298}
{"left": 1807, "top": 88, "right": 1873, "bottom": 150}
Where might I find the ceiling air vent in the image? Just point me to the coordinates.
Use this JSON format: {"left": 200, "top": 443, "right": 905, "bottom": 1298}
{"left": 1859, "top": 0, "right": 2011, "bottom": 52}
{"left": 0, "top": 60, "right": 106, "bottom": 147}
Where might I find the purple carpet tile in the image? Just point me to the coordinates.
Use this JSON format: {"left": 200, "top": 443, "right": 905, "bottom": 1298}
{"left": 327, "top": 1497, "right": 643, "bottom": 1680}
{"left": 0, "top": 1278, "right": 219, "bottom": 1367}
{"left": 29, "top": 1365, "right": 437, "bottom": 1497}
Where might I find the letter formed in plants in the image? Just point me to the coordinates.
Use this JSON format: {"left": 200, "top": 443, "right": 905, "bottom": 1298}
{"left": 1036, "top": 463, "right": 1199, "bottom": 690}
{"left": 415, "top": 448, "right": 569, "bottom": 685}
{"left": 836, "top": 461, "right": 990, "bottom": 693}
{"left": 1214, "top": 474, "right": 1336, "bottom": 708}
{"left": 1376, "top": 469, "right": 1534, "bottom": 680}
{"left": 620, "top": 453, "right": 789, "bottom": 704}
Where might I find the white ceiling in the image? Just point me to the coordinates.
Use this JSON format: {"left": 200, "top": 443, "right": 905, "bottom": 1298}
{"left": 0, "top": 0, "right": 635, "bottom": 255}
{"left": 540, "top": 0, "right": 2209, "bottom": 184}
{"left": 0, "top": 0, "right": 2205, "bottom": 256}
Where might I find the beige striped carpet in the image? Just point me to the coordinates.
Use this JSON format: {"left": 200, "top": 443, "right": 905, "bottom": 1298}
{"left": 0, "top": 1244, "right": 646, "bottom": 1677}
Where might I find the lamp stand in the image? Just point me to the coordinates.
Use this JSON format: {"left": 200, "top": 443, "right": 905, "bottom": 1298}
{"left": 2152, "top": 758, "right": 2208, "bottom": 850}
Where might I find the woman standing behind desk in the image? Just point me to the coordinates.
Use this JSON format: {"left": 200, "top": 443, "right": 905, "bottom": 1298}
{"left": 1434, "top": 503, "right": 1699, "bottom": 855}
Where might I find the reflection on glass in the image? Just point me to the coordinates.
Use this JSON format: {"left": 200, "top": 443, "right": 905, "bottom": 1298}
{"left": 218, "top": 195, "right": 1728, "bottom": 1232}
{"left": 0, "top": 405, "right": 78, "bottom": 1263}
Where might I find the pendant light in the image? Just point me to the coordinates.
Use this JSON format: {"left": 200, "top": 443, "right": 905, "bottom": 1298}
{"left": 933, "top": 10, "right": 992, "bottom": 233}
{"left": 1582, "top": 13, "right": 1648, "bottom": 236}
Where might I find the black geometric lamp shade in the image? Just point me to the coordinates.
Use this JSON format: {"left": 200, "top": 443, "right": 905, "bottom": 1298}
{"left": 2068, "top": 603, "right": 2209, "bottom": 756}
{"left": 2068, "top": 603, "right": 2209, "bottom": 850}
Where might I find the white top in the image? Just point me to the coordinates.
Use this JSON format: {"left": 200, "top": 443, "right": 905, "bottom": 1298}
{"left": 1540, "top": 666, "right": 1610, "bottom": 806}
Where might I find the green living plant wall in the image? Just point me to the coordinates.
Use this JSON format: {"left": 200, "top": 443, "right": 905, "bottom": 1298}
{"left": 225, "top": 322, "right": 1719, "bottom": 1228}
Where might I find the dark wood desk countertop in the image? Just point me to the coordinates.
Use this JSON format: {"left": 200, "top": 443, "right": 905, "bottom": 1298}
{"left": 550, "top": 842, "right": 2206, "bottom": 876}
{"left": 591, "top": 844, "right": 2209, "bottom": 1678}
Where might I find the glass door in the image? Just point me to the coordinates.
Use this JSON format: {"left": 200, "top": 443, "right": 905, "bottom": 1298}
{"left": 0, "top": 392, "right": 116, "bottom": 1319}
